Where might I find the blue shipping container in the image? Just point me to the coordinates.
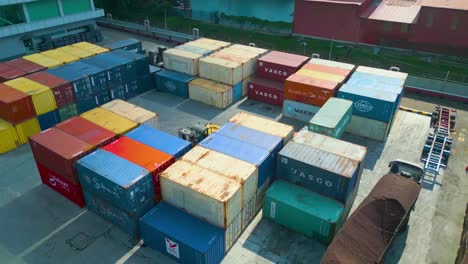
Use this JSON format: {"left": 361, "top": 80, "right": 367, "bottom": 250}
{"left": 84, "top": 190, "right": 153, "bottom": 238}
{"left": 37, "top": 109, "right": 60, "bottom": 130}
{"left": 141, "top": 202, "right": 225, "bottom": 264}
{"left": 104, "top": 39, "right": 143, "bottom": 54}
{"left": 232, "top": 82, "right": 243, "bottom": 103}
{"left": 337, "top": 84, "right": 398, "bottom": 123}
{"left": 137, "top": 75, "right": 154, "bottom": 95}
{"left": 76, "top": 149, "right": 154, "bottom": 212}
{"left": 76, "top": 96, "right": 99, "bottom": 114}
{"left": 200, "top": 133, "right": 273, "bottom": 187}
{"left": 111, "top": 49, "right": 150, "bottom": 78}
{"left": 126, "top": 125, "right": 192, "bottom": 159}
{"left": 83, "top": 53, "right": 132, "bottom": 85}
{"left": 155, "top": 70, "right": 196, "bottom": 98}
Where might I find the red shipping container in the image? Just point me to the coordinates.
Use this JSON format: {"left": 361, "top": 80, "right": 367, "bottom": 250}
{"left": 27, "top": 72, "right": 75, "bottom": 107}
{"left": 247, "top": 77, "right": 284, "bottom": 106}
{"left": 55, "top": 116, "right": 117, "bottom": 148}
{"left": 103, "top": 137, "right": 175, "bottom": 202}
{"left": 6, "top": 58, "right": 46, "bottom": 75}
{"left": 257, "top": 51, "right": 309, "bottom": 81}
{"left": 284, "top": 74, "right": 339, "bottom": 107}
{"left": 0, "top": 63, "right": 26, "bottom": 82}
{"left": 36, "top": 162, "right": 85, "bottom": 207}
{"left": 302, "top": 63, "right": 352, "bottom": 77}
{"left": 0, "top": 83, "right": 36, "bottom": 123}
{"left": 29, "top": 128, "right": 93, "bottom": 184}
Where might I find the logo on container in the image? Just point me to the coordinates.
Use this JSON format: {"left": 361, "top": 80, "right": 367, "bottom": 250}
{"left": 293, "top": 107, "right": 315, "bottom": 116}
{"left": 255, "top": 90, "right": 278, "bottom": 100}
{"left": 264, "top": 68, "right": 288, "bottom": 77}
{"left": 290, "top": 168, "right": 333, "bottom": 188}
{"left": 165, "top": 238, "right": 180, "bottom": 259}
{"left": 49, "top": 175, "right": 70, "bottom": 192}
{"left": 165, "top": 81, "right": 177, "bottom": 92}
{"left": 354, "top": 100, "right": 373, "bottom": 113}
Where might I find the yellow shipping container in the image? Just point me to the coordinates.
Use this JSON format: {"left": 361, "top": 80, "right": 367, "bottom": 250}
{"left": 15, "top": 117, "right": 41, "bottom": 144}
{"left": 296, "top": 69, "right": 345, "bottom": 83}
{"left": 189, "top": 78, "right": 233, "bottom": 109}
{"left": 57, "top": 46, "right": 94, "bottom": 59}
{"left": 193, "top": 38, "right": 231, "bottom": 49}
{"left": 80, "top": 108, "right": 138, "bottom": 135}
{"left": 101, "top": 100, "right": 159, "bottom": 129}
{"left": 23, "top": 53, "right": 63, "bottom": 68}
{"left": 72, "top": 42, "right": 109, "bottom": 55}
{"left": 5, "top": 78, "right": 57, "bottom": 115}
{"left": 0, "top": 119, "right": 20, "bottom": 154}
{"left": 41, "top": 49, "right": 80, "bottom": 64}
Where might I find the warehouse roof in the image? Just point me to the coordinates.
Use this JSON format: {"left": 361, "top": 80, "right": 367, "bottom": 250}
{"left": 362, "top": 0, "right": 421, "bottom": 24}
{"left": 422, "top": 0, "right": 468, "bottom": 10}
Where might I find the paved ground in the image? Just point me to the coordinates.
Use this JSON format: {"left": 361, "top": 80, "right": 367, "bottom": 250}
{"left": 99, "top": 27, "right": 176, "bottom": 53}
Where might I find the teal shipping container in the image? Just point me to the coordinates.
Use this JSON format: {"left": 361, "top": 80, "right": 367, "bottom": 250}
{"left": 263, "top": 180, "right": 344, "bottom": 244}
{"left": 309, "top": 98, "right": 352, "bottom": 138}
{"left": 155, "top": 70, "right": 196, "bottom": 98}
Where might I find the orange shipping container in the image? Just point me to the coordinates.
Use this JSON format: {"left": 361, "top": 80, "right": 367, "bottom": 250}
{"left": 301, "top": 63, "right": 351, "bottom": 77}
{"left": 284, "top": 74, "right": 339, "bottom": 107}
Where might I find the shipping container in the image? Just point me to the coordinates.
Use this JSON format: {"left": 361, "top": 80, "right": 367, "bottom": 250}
{"left": 23, "top": 53, "right": 63, "bottom": 68}
{"left": 55, "top": 116, "right": 117, "bottom": 148}
{"left": 15, "top": 117, "right": 41, "bottom": 144}
{"left": 5, "top": 58, "right": 46, "bottom": 75}
{"left": 348, "top": 71, "right": 406, "bottom": 88}
{"left": 161, "top": 161, "right": 242, "bottom": 251}
{"left": 308, "top": 58, "right": 355, "bottom": 71}
{"left": 227, "top": 44, "right": 269, "bottom": 57}
{"left": 72, "top": 42, "right": 109, "bottom": 55}
{"left": 191, "top": 38, "right": 231, "bottom": 49}
{"left": 111, "top": 49, "right": 150, "bottom": 78}
{"left": 5, "top": 78, "right": 57, "bottom": 115}
{"left": 163, "top": 49, "right": 203, "bottom": 75}
{"left": 101, "top": 100, "right": 159, "bottom": 129}
{"left": 185, "top": 40, "right": 226, "bottom": 53}
{"left": 30, "top": 128, "right": 93, "bottom": 184}
{"left": 188, "top": 78, "right": 234, "bottom": 109}
{"left": 77, "top": 149, "right": 154, "bottom": 212}
{"left": 181, "top": 146, "right": 259, "bottom": 229}
{"left": 200, "top": 133, "right": 273, "bottom": 187}
{"left": 140, "top": 202, "right": 225, "bottom": 264}
{"left": 103, "top": 137, "right": 175, "bottom": 202}
{"left": 309, "top": 98, "right": 352, "bottom": 138}
{"left": 37, "top": 110, "right": 60, "bottom": 130}
{"left": 41, "top": 49, "right": 80, "bottom": 64}
{"left": 126, "top": 125, "right": 192, "bottom": 159}
{"left": 282, "top": 99, "right": 320, "bottom": 122}
{"left": 295, "top": 69, "right": 345, "bottom": 83}
{"left": 247, "top": 77, "right": 284, "bottom": 106}
{"left": 337, "top": 84, "right": 399, "bottom": 123}
{"left": 36, "top": 162, "right": 85, "bottom": 207}
{"left": 211, "top": 52, "right": 256, "bottom": 79}
{"left": 0, "top": 118, "right": 19, "bottom": 154}
{"left": 263, "top": 180, "right": 344, "bottom": 244}
{"left": 82, "top": 53, "right": 133, "bottom": 85}
{"left": 284, "top": 74, "right": 339, "bottom": 107}
{"left": 136, "top": 75, "right": 154, "bottom": 95}
{"left": 242, "top": 76, "right": 253, "bottom": 96}
{"left": 104, "top": 39, "right": 143, "bottom": 54}
{"left": 229, "top": 112, "right": 294, "bottom": 144}
{"left": 56, "top": 46, "right": 94, "bottom": 59}
{"left": 27, "top": 72, "right": 75, "bottom": 108}
{"left": 0, "top": 63, "right": 26, "bottom": 82}
{"left": 277, "top": 141, "right": 362, "bottom": 203}
{"left": 84, "top": 190, "right": 153, "bottom": 237}
{"left": 58, "top": 103, "right": 78, "bottom": 121}
{"left": 346, "top": 114, "right": 396, "bottom": 142}
{"left": 199, "top": 57, "right": 243, "bottom": 85}
{"left": 155, "top": 69, "right": 196, "bottom": 98}
{"left": 80, "top": 108, "right": 138, "bottom": 135}
{"left": 356, "top": 66, "right": 408, "bottom": 81}
{"left": 176, "top": 44, "right": 213, "bottom": 56}
{"left": 0, "top": 83, "right": 36, "bottom": 123}
{"left": 257, "top": 51, "right": 309, "bottom": 81}
{"left": 301, "top": 63, "right": 351, "bottom": 77}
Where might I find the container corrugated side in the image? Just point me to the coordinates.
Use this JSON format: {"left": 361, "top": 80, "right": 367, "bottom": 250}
{"left": 23, "top": 53, "right": 63, "bottom": 68}
{"left": 101, "top": 100, "right": 159, "bottom": 129}
{"left": 282, "top": 100, "right": 320, "bottom": 122}
{"left": 247, "top": 77, "right": 284, "bottom": 106}
{"left": 58, "top": 103, "right": 78, "bottom": 121}
{"left": 161, "top": 161, "right": 242, "bottom": 251}
{"left": 189, "top": 78, "right": 233, "bottom": 109}
{"left": 308, "top": 58, "right": 355, "bottom": 71}
{"left": 80, "top": 108, "right": 138, "bottom": 135}
{"left": 309, "top": 98, "right": 352, "bottom": 138}
{"left": 77, "top": 149, "right": 154, "bottom": 212}
{"left": 263, "top": 180, "right": 344, "bottom": 244}
{"left": 140, "top": 202, "right": 225, "bottom": 264}
{"left": 155, "top": 69, "right": 196, "bottom": 98}
{"left": 163, "top": 49, "right": 202, "bottom": 75}
{"left": 199, "top": 57, "right": 243, "bottom": 85}
{"left": 5, "top": 78, "right": 57, "bottom": 115}
{"left": 0, "top": 83, "right": 36, "bottom": 123}
{"left": 0, "top": 118, "right": 19, "bottom": 154}
{"left": 181, "top": 146, "right": 259, "bottom": 230}
{"left": 41, "top": 50, "right": 80, "bottom": 64}
{"left": 126, "top": 125, "right": 192, "bottom": 159}
{"left": 229, "top": 112, "right": 294, "bottom": 144}
{"left": 346, "top": 113, "right": 395, "bottom": 142}
{"left": 15, "top": 117, "right": 41, "bottom": 145}
{"left": 356, "top": 66, "right": 408, "bottom": 81}
{"left": 277, "top": 141, "right": 360, "bottom": 203}
{"left": 284, "top": 74, "right": 339, "bottom": 107}
{"left": 26, "top": 71, "right": 75, "bottom": 108}
{"left": 37, "top": 110, "right": 61, "bottom": 130}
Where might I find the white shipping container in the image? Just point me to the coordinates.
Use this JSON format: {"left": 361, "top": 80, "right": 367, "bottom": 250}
{"left": 199, "top": 57, "right": 243, "bottom": 85}
{"left": 346, "top": 113, "right": 397, "bottom": 142}
{"left": 185, "top": 41, "right": 222, "bottom": 52}
{"left": 192, "top": 38, "right": 231, "bottom": 49}
{"left": 189, "top": 78, "right": 233, "bottom": 109}
{"left": 282, "top": 99, "right": 320, "bottom": 122}
{"left": 356, "top": 66, "right": 408, "bottom": 81}
{"left": 211, "top": 52, "right": 256, "bottom": 79}
{"left": 163, "top": 48, "right": 202, "bottom": 75}
{"left": 229, "top": 112, "right": 294, "bottom": 144}
{"left": 161, "top": 161, "right": 242, "bottom": 251}
{"left": 228, "top": 44, "right": 269, "bottom": 57}
{"left": 308, "top": 58, "right": 355, "bottom": 71}
{"left": 181, "top": 146, "right": 259, "bottom": 230}
{"left": 100, "top": 100, "right": 159, "bottom": 129}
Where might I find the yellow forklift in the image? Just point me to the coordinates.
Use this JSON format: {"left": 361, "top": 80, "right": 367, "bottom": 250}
{"left": 178, "top": 123, "right": 219, "bottom": 145}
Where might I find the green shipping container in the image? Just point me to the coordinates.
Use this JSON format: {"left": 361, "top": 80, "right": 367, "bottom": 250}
{"left": 58, "top": 103, "right": 78, "bottom": 121}
{"left": 308, "top": 98, "right": 352, "bottom": 138}
{"left": 263, "top": 180, "right": 344, "bottom": 244}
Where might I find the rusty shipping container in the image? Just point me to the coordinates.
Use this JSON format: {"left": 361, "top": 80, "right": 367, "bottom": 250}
{"left": 284, "top": 74, "right": 339, "bottom": 107}
{"left": 6, "top": 58, "right": 46, "bottom": 75}
{"left": 29, "top": 128, "right": 93, "bottom": 184}
{"left": 0, "top": 84, "right": 36, "bottom": 123}
{"left": 55, "top": 116, "right": 117, "bottom": 148}
{"left": 257, "top": 51, "right": 309, "bottom": 81}
{"left": 27, "top": 72, "right": 75, "bottom": 108}
{"left": 247, "top": 77, "right": 284, "bottom": 106}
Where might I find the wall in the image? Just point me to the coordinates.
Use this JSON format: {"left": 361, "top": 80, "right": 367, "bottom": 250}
{"left": 293, "top": 0, "right": 362, "bottom": 42}
{"left": 26, "top": 0, "right": 61, "bottom": 21}
{"left": 191, "top": 0, "right": 294, "bottom": 23}
{"left": 0, "top": 36, "right": 26, "bottom": 61}
{"left": 360, "top": 20, "right": 412, "bottom": 46}
{"left": 62, "top": 0, "right": 92, "bottom": 15}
